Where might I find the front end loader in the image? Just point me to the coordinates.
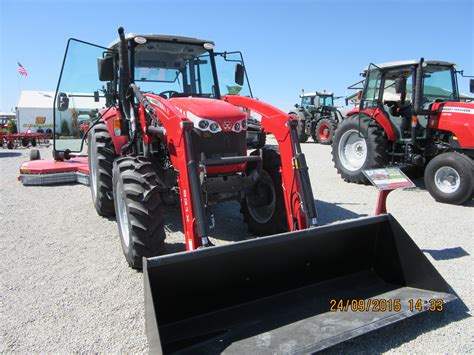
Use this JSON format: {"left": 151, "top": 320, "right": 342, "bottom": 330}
{"left": 46, "top": 28, "right": 456, "bottom": 353}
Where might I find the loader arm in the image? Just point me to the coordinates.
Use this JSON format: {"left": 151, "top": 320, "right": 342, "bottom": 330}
{"left": 223, "top": 95, "right": 318, "bottom": 230}
{"left": 137, "top": 91, "right": 210, "bottom": 251}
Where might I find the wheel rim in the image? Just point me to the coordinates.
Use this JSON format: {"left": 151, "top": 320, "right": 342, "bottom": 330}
{"left": 116, "top": 178, "right": 130, "bottom": 247}
{"left": 90, "top": 138, "right": 98, "bottom": 198}
{"left": 338, "top": 129, "right": 367, "bottom": 171}
{"left": 319, "top": 123, "right": 330, "bottom": 141}
{"left": 434, "top": 166, "right": 460, "bottom": 194}
{"left": 246, "top": 171, "right": 276, "bottom": 224}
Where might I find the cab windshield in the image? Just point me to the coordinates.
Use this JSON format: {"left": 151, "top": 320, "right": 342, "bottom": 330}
{"left": 133, "top": 42, "right": 252, "bottom": 99}
{"left": 319, "top": 95, "right": 333, "bottom": 106}
{"left": 422, "top": 65, "right": 458, "bottom": 102}
{"left": 134, "top": 42, "right": 217, "bottom": 98}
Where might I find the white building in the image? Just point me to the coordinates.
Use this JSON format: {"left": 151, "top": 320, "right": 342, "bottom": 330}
{"left": 16, "top": 91, "right": 106, "bottom": 134}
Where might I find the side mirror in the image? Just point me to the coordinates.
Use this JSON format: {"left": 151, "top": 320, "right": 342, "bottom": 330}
{"left": 470, "top": 79, "right": 474, "bottom": 94}
{"left": 395, "top": 77, "right": 407, "bottom": 94}
{"left": 98, "top": 55, "right": 115, "bottom": 81}
{"left": 235, "top": 63, "right": 244, "bottom": 86}
{"left": 57, "top": 92, "right": 69, "bottom": 111}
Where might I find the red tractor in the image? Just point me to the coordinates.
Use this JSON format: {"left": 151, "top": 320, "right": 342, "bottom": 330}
{"left": 46, "top": 31, "right": 457, "bottom": 352}
{"left": 52, "top": 28, "right": 318, "bottom": 268}
{"left": 332, "top": 59, "right": 474, "bottom": 204}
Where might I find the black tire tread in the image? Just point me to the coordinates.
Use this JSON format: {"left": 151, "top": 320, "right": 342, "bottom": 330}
{"left": 242, "top": 147, "right": 288, "bottom": 235}
{"left": 332, "top": 115, "right": 389, "bottom": 184}
{"left": 114, "top": 156, "right": 166, "bottom": 269}
{"left": 424, "top": 152, "right": 473, "bottom": 205}
{"left": 88, "top": 122, "right": 116, "bottom": 216}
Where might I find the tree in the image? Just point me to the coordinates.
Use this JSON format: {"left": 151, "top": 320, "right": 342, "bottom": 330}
{"left": 61, "top": 120, "right": 70, "bottom": 136}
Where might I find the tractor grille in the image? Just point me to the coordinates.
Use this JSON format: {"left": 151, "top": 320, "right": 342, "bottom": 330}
{"left": 191, "top": 129, "right": 246, "bottom": 162}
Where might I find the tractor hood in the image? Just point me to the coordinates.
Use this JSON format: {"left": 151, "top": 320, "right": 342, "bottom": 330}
{"left": 169, "top": 97, "right": 246, "bottom": 123}
{"left": 431, "top": 101, "right": 474, "bottom": 148}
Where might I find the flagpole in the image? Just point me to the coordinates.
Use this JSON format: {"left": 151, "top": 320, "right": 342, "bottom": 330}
{"left": 17, "top": 59, "right": 21, "bottom": 103}
{"left": 17, "top": 59, "right": 21, "bottom": 132}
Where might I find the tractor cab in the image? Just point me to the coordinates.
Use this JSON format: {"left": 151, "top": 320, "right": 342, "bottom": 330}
{"left": 107, "top": 33, "right": 253, "bottom": 100}
{"left": 53, "top": 33, "right": 253, "bottom": 154}
{"left": 316, "top": 92, "right": 335, "bottom": 108}
{"left": 299, "top": 91, "right": 335, "bottom": 111}
{"left": 360, "top": 60, "right": 462, "bottom": 140}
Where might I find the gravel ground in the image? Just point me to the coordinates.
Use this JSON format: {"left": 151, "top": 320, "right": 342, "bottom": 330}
{"left": 1, "top": 140, "right": 473, "bottom": 353}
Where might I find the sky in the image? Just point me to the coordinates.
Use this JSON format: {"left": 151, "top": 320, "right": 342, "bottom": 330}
{"left": 0, "top": 0, "right": 473, "bottom": 112}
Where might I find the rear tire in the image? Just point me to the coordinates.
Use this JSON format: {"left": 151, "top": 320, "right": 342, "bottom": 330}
{"left": 113, "top": 156, "right": 166, "bottom": 269}
{"left": 315, "top": 117, "right": 337, "bottom": 145}
{"left": 424, "top": 152, "right": 473, "bottom": 205}
{"left": 88, "top": 122, "right": 116, "bottom": 217}
{"left": 30, "top": 149, "right": 41, "bottom": 161}
{"left": 242, "top": 148, "right": 288, "bottom": 235}
{"left": 297, "top": 119, "right": 308, "bottom": 143}
{"left": 332, "top": 115, "right": 389, "bottom": 184}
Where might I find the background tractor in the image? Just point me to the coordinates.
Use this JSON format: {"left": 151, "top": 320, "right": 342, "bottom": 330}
{"left": 332, "top": 59, "right": 474, "bottom": 205}
{"left": 46, "top": 31, "right": 457, "bottom": 353}
{"left": 289, "top": 90, "right": 345, "bottom": 144}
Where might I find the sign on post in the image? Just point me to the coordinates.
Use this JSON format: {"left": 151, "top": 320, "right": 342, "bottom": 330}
{"left": 363, "top": 168, "right": 415, "bottom": 191}
{"left": 363, "top": 168, "right": 415, "bottom": 215}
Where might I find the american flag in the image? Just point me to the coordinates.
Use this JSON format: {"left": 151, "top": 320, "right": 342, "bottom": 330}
{"left": 17, "top": 62, "right": 28, "bottom": 77}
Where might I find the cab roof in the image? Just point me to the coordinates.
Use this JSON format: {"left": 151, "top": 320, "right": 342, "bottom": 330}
{"left": 301, "top": 91, "right": 333, "bottom": 97}
{"left": 108, "top": 33, "right": 214, "bottom": 49}
{"left": 364, "top": 59, "right": 455, "bottom": 71}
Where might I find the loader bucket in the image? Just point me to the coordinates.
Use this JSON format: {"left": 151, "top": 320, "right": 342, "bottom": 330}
{"left": 144, "top": 214, "right": 456, "bottom": 354}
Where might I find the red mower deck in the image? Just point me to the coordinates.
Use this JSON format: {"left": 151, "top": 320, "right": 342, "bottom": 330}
{"left": 19, "top": 157, "right": 90, "bottom": 186}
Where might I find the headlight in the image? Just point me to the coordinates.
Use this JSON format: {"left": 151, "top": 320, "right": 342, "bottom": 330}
{"left": 198, "top": 119, "right": 209, "bottom": 129}
{"left": 232, "top": 119, "right": 247, "bottom": 133}
{"left": 209, "top": 122, "right": 220, "bottom": 132}
{"left": 186, "top": 111, "right": 221, "bottom": 133}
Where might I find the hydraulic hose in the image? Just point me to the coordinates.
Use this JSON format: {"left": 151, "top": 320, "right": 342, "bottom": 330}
{"left": 117, "top": 27, "right": 131, "bottom": 120}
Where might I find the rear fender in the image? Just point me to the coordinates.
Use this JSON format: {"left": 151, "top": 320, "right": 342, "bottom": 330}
{"left": 361, "top": 107, "right": 397, "bottom": 141}
{"left": 100, "top": 107, "right": 127, "bottom": 155}
{"left": 346, "top": 108, "right": 359, "bottom": 117}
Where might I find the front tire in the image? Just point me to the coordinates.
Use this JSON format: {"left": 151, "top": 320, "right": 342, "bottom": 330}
{"left": 332, "top": 115, "right": 389, "bottom": 183}
{"left": 424, "top": 152, "right": 473, "bottom": 205}
{"left": 113, "top": 156, "right": 166, "bottom": 269}
{"left": 242, "top": 148, "right": 288, "bottom": 235}
{"left": 88, "top": 122, "right": 116, "bottom": 216}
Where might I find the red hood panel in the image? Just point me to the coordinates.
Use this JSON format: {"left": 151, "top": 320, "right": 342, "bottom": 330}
{"left": 169, "top": 97, "right": 246, "bottom": 122}
{"left": 431, "top": 101, "right": 474, "bottom": 148}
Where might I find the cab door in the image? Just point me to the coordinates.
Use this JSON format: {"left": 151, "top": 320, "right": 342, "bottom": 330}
{"left": 360, "top": 63, "right": 382, "bottom": 110}
{"left": 54, "top": 39, "right": 113, "bottom": 153}
{"left": 214, "top": 51, "right": 253, "bottom": 97}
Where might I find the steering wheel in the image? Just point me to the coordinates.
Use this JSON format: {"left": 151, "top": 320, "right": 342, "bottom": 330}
{"left": 158, "top": 90, "right": 180, "bottom": 99}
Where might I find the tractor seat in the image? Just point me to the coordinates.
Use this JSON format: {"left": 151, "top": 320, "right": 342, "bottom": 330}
{"left": 383, "top": 104, "right": 406, "bottom": 140}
